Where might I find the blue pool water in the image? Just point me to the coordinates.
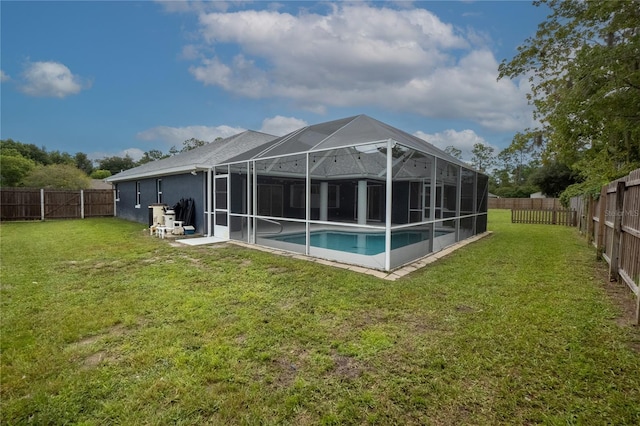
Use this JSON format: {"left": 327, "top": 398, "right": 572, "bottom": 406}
{"left": 268, "top": 229, "right": 449, "bottom": 255}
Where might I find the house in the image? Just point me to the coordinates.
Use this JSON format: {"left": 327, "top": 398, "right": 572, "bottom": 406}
{"left": 90, "top": 179, "right": 113, "bottom": 190}
{"left": 529, "top": 191, "right": 548, "bottom": 199}
{"left": 109, "top": 115, "right": 488, "bottom": 271}
{"left": 106, "top": 130, "right": 277, "bottom": 233}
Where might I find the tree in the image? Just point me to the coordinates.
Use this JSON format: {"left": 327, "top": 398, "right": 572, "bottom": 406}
{"left": 48, "top": 150, "right": 74, "bottom": 165}
{"left": 529, "top": 161, "right": 579, "bottom": 197}
{"left": 138, "top": 149, "right": 168, "bottom": 165}
{"left": 498, "top": 0, "right": 640, "bottom": 187}
{"left": 74, "top": 152, "right": 94, "bottom": 175}
{"left": 0, "top": 139, "right": 50, "bottom": 165}
{"left": 97, "top": 155, "right": 136, "bottom": 175}
{"left": 470, "top": 143, "right": 495, "bottom": 172}
{"left": 169, "top": 138, "right": 208, "bottom": 155}
{"left": 181, "top": 138, "right": 207, "bottom": 151}
{"left": 0, "top": 149, "right": 36, "bottom": 186}
{"left": 21, "top": 164, "right": 91, "bottom": 190}
{"left": 90, "top": 169, "right": 112, "bottom": 179}
{"left": 444, "top": 146, "right": 462, "bottom": 160}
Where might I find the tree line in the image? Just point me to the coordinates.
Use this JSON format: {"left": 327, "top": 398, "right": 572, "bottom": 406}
{"left": 0, "top": 137, "right": 211, "bottom": 190}
{"left": 456, "top": 0, "right": 639, "bottom": 204}
{"left": 461, "top": 135, "right": 578, "bottom": 201}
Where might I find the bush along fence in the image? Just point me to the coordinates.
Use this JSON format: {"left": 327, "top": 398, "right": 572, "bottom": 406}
{"left": 572, "top": 168, "right": 640, "bottom": 325}
{"left": 0, "top": 188, "right": 115, "bottom": 221}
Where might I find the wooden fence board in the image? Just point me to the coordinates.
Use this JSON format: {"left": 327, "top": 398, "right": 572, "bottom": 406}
{"left": 84, "top": 190, "right": 116, "bottom": 217}
{"left": 0, "top": 188, "right": 114, "bottom": 221}
{"left": 571, "top": 168, "right": 640, "bottom": 324}
{"left": 511, "top": 209, "right": 576, "bottom": 226}
{"left": 489, "top": 197, "right": 562, "bottom": 210}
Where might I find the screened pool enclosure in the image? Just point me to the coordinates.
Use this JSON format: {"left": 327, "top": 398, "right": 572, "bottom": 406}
{"left": 207, "top": 115, "right": 488, "bottom": 271}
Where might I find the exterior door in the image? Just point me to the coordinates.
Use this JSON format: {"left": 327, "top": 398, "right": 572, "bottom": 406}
{"left": 214, "top": 174, "right": 229, "bottom": 239}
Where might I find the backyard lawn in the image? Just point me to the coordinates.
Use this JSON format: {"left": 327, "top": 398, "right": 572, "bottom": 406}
{"left": 1, "top": 210, "right": 639, "bottom": 424}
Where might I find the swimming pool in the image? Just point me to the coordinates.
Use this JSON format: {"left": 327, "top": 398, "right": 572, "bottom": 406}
{"left": 268, "top": 229, "right": 450, "bottom": 255}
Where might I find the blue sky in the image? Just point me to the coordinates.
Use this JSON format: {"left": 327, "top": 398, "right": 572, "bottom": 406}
{"left": 1, "top": 1, "right": 549, "bottom": 164}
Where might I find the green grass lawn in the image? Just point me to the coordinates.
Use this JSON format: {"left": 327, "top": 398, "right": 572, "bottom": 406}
{"left": 1, "top": 211, "right": 639, "bottom": 425}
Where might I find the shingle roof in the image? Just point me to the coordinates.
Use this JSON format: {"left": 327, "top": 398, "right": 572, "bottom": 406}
{"left": 106, "top": 130, "right": 277, "bottom": 182}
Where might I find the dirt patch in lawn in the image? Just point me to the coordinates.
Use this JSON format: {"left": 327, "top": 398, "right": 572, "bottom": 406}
{"left": 69, "top": 323, "right": 130, "bottom": 369}
{"left": 82, "top": 351, "right": 108, "bottom": 368}
{"left": 594, "top": 261, "right": 640, "bottom": 352}
{"left": 331, "top": 352, "right": 362, "bottom": 379}
{"left": 272, "top": 357, "right": 300, "bottom": 388}
{"left": 73, "top": 323, "right": 128, "bottom": 347}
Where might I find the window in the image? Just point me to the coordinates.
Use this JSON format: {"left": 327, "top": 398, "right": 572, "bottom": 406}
{"left": 115, "top": 184, "right": 120, "bottom": 202}
{"left": 135, "top": 181, "right": 141, "bottom": 207}
{"left": 156, "top": 179, "right": 162, "bottom": 204}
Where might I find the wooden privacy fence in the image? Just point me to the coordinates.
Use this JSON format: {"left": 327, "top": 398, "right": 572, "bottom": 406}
{"left": 511, "top": 209, "right": 577, "bottom": 226}
{"left": 571, "top": 168, "right": 640, "bottom": 324}
{"left": 489, "top": 197, "right": 562, "bottom": 210}
{"left": 0, "top": 188, "right": 115, "bottom": 221}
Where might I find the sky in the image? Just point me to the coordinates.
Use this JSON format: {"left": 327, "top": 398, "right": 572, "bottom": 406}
{"left": 1, "top": 0, "right": 550, "bottom": 164}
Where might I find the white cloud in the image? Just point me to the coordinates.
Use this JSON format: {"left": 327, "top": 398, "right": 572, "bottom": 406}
{"left": 414, "top": 129, "right": 496, "bottom": 162}
{"left": 157, "top": 0, "right": 230, "bottom": 14}
{"left": 89, "top": 148, "right": 145, "bottom": 162}
{"left": 136, "top": 124, "right": 245, "bottom": 146}
{"left": 183, "top": 3, "right": 534, "bottom": 132}
{"left": 180, "top": 44, "right": 202, "bottom": 60}
{"left": 20, "top": 61, "right": 89, "bottom": 98}
{"left": 122, "top": 148, "right": 145, "bottom": 161}
{"left": 0, "top": 70, "right": 10, "bottom": 82}
{"left": 259, "top": 115, "right": 307, "bottom": 136}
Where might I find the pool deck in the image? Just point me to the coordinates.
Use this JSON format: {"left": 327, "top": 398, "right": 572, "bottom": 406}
{"left": 217, "top": 231, "right": 493, "bottom": 281}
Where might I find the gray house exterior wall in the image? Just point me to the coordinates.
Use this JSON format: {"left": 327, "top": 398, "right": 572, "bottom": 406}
{"left": 115, "top": 172, "right": 206, "bottom": 234}
{"left": 107, "top": 131, "right": 278, "bottom": 235}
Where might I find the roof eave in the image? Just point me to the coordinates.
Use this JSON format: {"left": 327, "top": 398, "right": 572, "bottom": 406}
{"left": 106, "top": 164, "right": 210, "bottom": 183}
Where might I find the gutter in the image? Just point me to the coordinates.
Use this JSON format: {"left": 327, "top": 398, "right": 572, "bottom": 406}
{"left": 106, "top": 164, "right": 210, "bottom": 183}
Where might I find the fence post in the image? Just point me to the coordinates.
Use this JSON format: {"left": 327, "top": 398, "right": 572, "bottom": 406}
{"left": 609, "top": 181, "right": 625, "bottom": 282}
{"left": 80, "top": 190, "right": 85, "bottom": 219}
{"left": 40, "top": 188, "right": 45, "bottom": 221}
{"left": 635, "top": 291, "right": 640, "bottom": 326}
{"left": 596, "top": 186, "right": 607, "bottom": 259}
{"left": 586, "top": 196, "right": 594, "bottom": 244}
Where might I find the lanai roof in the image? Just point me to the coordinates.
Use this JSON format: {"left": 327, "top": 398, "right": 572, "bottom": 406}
{"left": 108, "top": 115, "right": 477, "bottom": 183}
{"left": 107, "top": 130, "right": 276, "bottom": 182}
{"left": 225, "top": 115, "right": 470, "bottom": 169}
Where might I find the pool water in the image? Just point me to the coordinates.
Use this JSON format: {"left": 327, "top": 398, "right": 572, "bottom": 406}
{"left": 269, "top": 229, "right": 448, "bottom": 255}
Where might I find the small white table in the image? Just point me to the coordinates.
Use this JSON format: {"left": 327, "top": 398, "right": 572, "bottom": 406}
{"left": 156, "top": 226, "right": 168, "bottom": 239}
